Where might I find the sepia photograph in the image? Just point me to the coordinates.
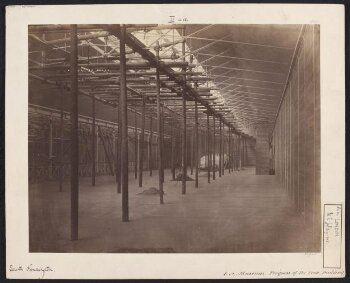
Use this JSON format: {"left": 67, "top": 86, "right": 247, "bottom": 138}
{"left": 5, "top": 3, "right": 345, "bottom": 279}
{"left": 28, "top": 23, "right": 320, "bottom": 253}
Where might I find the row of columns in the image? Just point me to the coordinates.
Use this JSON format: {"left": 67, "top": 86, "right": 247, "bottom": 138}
{"left": 203, "top": 114, "right": 248, "bottom": 183}
{"left": 68, "top": 24, "right": 250, "bottom": 240}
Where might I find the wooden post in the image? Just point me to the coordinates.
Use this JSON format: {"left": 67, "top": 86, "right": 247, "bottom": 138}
{"left": 194, "top": 100, "right": 199, "bottom": 188}
{"left": 91, "top": 93, "right": 96, "bottom": 186}
{"left": 70, "top": 24, "right": 79, "bottom": 240}
{"left": 120, "top": 25, "right": 129, "bottom": 221}
{"left": 155, "top": 42, "right": 164, "bottom": 204}
{"left": 139, "top": 99, "right": 145, "bottom": 187}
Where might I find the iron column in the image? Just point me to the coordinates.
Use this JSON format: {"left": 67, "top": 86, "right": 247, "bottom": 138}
{"left": 194, "top": 100, "right": 199, "bottom": 188}
{"left": 59, "top": 85, "right": 64, "bottom": 192}
{"left": 219, "top": 119, "right": 222, "bottom": 177}
{"left": 155, "top": 41, "right": 164, "bottom": 204}
{"left": 120, "top": 25, "right": 129, "bottom": 221}
{"left": 70, "top": 24, "right": 79, "bottom": 240}
{"left": 181, "top": 28, "right": 187, "bottom": 195}
{"left": 139, "top": 98, "right": 145, "bottom": 187}
{"left": 207, "top": 112, "right": 210, "bottom": 183}
{"left": 213, "top": 115, "right": 216, "bottom": 180}
{"left": 91, "top": 92, "right": 96, "bottom": 186}
{"left": 149, "top": 116, "right": 153, "bottom": 176}
{"left": 134, "top": 110, "right": 138, "bottom": 179}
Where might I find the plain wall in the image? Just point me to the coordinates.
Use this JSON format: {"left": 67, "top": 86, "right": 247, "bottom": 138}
{"left": 272, "top": 25, "right": 320, "bottom": 252}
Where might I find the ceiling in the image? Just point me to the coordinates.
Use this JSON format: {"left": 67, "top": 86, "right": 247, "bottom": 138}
{"left": 28, "top": 24, "right": 302, "bottom": 137}
{"left": 183, "top": 24, "right": 302, "bottom": 134}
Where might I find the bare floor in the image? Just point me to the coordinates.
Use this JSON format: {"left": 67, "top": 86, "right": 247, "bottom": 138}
{"left": 29, "top": 167, "right": 308, "bottom": 253}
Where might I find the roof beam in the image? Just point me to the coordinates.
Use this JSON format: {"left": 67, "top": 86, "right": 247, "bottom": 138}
{"left": 185, "top": 36, "right": 294, "bottom": 50}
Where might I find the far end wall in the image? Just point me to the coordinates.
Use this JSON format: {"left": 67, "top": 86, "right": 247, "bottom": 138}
{"left": 246, "top": 138, "right": 256, "bottom": 166}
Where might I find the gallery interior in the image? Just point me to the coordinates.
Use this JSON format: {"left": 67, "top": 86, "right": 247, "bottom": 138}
{"left": 28, "top": 24, "right": 320, "bottom": 253}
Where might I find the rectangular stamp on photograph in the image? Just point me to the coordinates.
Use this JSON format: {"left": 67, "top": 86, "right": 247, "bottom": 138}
{"left": 323, "top": 204, "right": 342, "bottom": 269}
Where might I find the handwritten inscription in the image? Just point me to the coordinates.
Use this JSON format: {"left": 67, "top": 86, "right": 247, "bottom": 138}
{"left": 9, "top": 264, "right": 54, "bottom": 279}
{"left": 223, "top": 269, "right": 345, "bottom": 278}
{"left": 323, "top": 204, "right": 342, "bottom": 268}
{"left": 168, "top": 16, "right": 188, "bottom": 24}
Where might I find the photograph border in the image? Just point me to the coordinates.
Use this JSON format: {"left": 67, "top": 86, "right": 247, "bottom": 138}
{"left": 2, "top": 1, "right": 349, "bottom": 280}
